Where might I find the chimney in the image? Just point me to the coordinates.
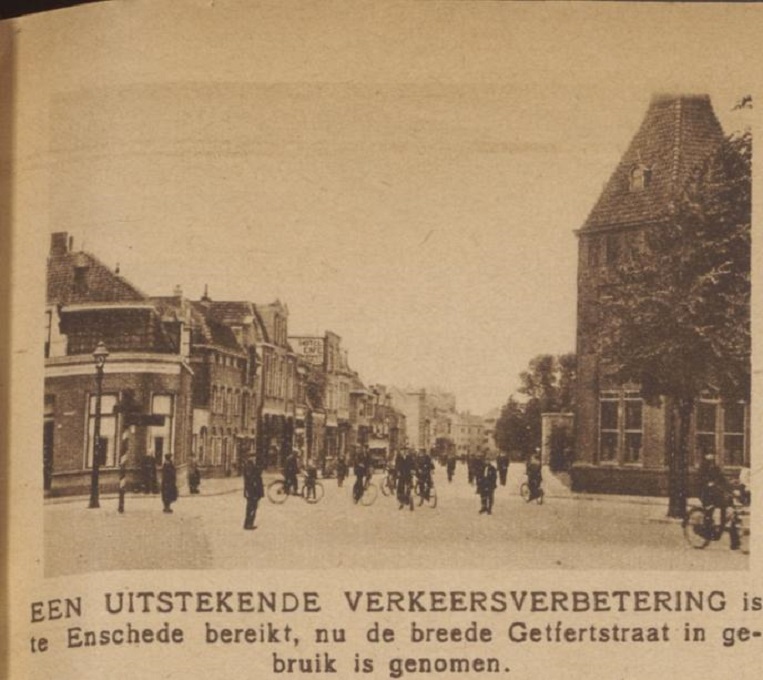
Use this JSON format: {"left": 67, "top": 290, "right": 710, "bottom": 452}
{"left": 173, "top": 284, "right": 183, "bottom": 297}
{"left": 50, "top": 232, "right": 70, "bottom": 257}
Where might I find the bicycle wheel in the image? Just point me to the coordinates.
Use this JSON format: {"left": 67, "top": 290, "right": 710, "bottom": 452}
{"left": 380, "top": 476, "right": 392, "bottom": 497}
{"left": 520, "top": 482, "right": 530, "bottom": 502}
{"left": 302, "top": 481, "right": 324, "bottom": 504}
{"left": 267, "top": 480, "right": 289, "bottom": 504}
{"left": 683, "top": 507, "right": 711, "bottom": 549}
{"left": 360, "top": 483, "right": 378, "bottom": 506}
{"left": 423, "top": 486, "right": 437, "bottom": 509}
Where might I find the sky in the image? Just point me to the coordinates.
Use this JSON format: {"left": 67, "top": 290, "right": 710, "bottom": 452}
{"left": 18, "top": 0, "right": 757, "bottom": 414}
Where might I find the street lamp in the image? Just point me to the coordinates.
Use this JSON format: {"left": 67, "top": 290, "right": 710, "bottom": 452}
{"left": 88, "top": 341, "right": 109, "bottom": 509}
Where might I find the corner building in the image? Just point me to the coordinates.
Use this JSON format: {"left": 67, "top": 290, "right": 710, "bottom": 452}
{"left": 573, "top": 94, "right": 750, "bottom": 495}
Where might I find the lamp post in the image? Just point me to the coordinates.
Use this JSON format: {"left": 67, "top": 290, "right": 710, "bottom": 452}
{"left": 88, "top": 341, "right": 109, "bottom": 509}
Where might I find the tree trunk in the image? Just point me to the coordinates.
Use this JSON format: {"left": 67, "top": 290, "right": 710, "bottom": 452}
{"left": 667, "top": 399, "right": 693, "bottom": 518}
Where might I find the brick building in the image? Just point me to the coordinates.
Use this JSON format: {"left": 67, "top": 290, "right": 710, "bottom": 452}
{"left": 573, "top": 94, "right": 750, "bottom": 495}
{"left": 44, "top": 233, "right": 194, "bottom": 496}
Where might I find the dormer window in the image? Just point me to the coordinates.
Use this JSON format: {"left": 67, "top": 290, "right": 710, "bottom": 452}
{"left": 629, "top": 164, "right": 652, "bottom": 192}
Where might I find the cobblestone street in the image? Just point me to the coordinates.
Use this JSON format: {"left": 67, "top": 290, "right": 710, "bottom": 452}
{"left": 45, "top": 465, "right": 749, "bottom": 576}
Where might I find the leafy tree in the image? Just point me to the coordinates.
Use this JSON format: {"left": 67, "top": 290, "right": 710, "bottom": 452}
{"left": 494, "top": 397, "right": 532, "bottom": 457}
{"left": 495, "top": 353, "right": 577, "bottom": 459}
{"left": 596, "top": 124, "right": 751, "bottom": 517}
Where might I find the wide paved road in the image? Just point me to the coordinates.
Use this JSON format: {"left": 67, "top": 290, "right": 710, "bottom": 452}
{"left": 45, "top": 465, "right": 748, "bottom": 576}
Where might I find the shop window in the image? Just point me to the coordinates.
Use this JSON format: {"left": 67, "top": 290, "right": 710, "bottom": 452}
{"left": 86, "top": 394, "right": 118, "bottom": 468}
{"left": 149, "top": 394, "right": 174, "bottom": 459}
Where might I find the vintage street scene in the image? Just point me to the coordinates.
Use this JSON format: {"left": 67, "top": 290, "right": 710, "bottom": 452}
{"left": 42, "top": 87, "right": 751, "bottom": 574}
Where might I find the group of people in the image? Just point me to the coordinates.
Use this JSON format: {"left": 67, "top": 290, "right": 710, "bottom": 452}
{"left": 386, "top": 449, "right": 435, "bottom": 510}
{"left": 114, "top": 451, "right": 183, "bottom": 515}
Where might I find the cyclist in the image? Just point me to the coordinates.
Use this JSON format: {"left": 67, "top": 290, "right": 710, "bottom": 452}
{"left": 396, "top": 449, "right": 415, "bottom": 510}
{"left": 698, "top": 452, "right": 733, "bottom": 525}
{"left": 283, "top": 449, "right": 300, "bottom": 496}
{"left": 526, "top": 450, "right": 543, "bottom": 501}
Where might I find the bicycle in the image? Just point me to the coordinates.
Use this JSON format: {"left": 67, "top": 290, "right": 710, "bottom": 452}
{"left": 415, "top": 477, "right": 437, "bottom": 509}
{"left": 352, "top": 475, "right": 378, "bottom": 506}
{"left": 266, "top": 475, "right": 325, "bottom": 505}
{"left": 520, "top": 480, "right": 544, "bottom": 504}
{"left": 683, "top": 498, "right": 748, "bottom": 550}
{"left": 380, "top": 469, "right": 397, "bottom": 497}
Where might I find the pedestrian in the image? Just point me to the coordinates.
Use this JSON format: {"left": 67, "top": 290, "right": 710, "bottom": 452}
{"left": 336, "top": 456, "right": 348, "bottom": 487}
{"left": 187, "top": 454, "right": 201, "bottom": 494}
{"left": 160, "top": 453, "right": 178, "bottom": 513}
{"left": 496, "top": 450, "right": 509, "bottom": 486}
{"left": 479, "top": 460, "right": 497, "bottom": 514}
{"left": 353, "top": 452, "right": 368, "bottom": 504}
{"left": 526, "top": 450, "right": 543, "bottom": 501}
{"left": 473, "top": 454, "right": 486, "bottom": 495}
{"left": 304, "top": 457, "right": 318, "bottom": 501}
{"left": 243, "top": 453, "right": 264, "bottom": 530}
{"left": 466, "top": 454, "right": 475, "bottom": 485}
{"left": 283, "top": 449, "right": 300, "bottom": 496}
{"left": 446, "top": 452, "right": 456, "bottom": 483}
{"left": 117, "top": 450, "right": 128, "bottom": 514}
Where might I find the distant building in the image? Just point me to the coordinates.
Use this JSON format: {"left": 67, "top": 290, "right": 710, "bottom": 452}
{"left": 573, "top": 94, "right": 750, "bottom": 495}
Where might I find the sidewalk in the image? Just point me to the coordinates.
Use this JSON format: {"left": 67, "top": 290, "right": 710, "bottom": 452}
{"left": 541, "top": 468, "right": 753, "bottom": 530}
{"left": 44, "top": 474, "right": 248, "bottom": 505}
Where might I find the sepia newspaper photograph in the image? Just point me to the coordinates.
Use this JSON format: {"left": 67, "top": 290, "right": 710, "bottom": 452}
{"left": 3, "top": 1, "right": 762, "bottom": 678}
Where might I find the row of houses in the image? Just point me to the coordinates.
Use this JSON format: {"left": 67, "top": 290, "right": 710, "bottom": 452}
{"left": 43, "top": 232, "right": 407, "bottom": 496}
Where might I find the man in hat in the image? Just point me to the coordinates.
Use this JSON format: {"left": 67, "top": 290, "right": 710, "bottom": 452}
{"left": 160, "top": 453, "right": 178, "bottom": 513}
{"left": 479, "top": 459, "right": 498, "bottom": 514}
{"left": 243, "top": 453, "right": 264, "bottom": 530}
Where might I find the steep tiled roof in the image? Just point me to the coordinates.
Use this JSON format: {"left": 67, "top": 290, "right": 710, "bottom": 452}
{"left": 47, "top": 249, "right": 146, "bottom": 305}
{"left": 190, "top": 302, "right": 246, "bottom": 354}
{"left": 205, "top": 301, "right": 255, "bottom": 325}
{"left": 581, "top": 94, "right": 725, "bottom": 231}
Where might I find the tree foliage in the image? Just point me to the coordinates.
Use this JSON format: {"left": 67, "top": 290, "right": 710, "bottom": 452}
{"left": 495, "top": 353, "right": 577, "bottom": 460}
{"left": 596, "top": 125, "right": 751, "bottom": 516}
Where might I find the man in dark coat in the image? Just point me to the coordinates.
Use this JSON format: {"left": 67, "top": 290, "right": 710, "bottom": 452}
{"left": 496, "top": 451, "right": 510, "bottom": 486}
{"left": 352, "top": 452, "right": 368, "bottom": 504}
{"left": 336, "top": 456, "right": 348, "bottom": 487}
{"left": 446, "top": 452, "right": 456, "bottom": 483}
{"left": 243, "top": 454, "right": 264, "bottom": 530}
{"left": 479, "top": 461, "right": 498, "bottom": 514}
{"left": 161, "top": 454, "right": 178, "bottom": 513}
{"left": 283, "top": 450, "right": 300, "bottom": 496}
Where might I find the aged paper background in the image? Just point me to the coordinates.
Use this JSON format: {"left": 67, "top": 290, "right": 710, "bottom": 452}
{"left": 6, "top": 1, "right": 763, "bottom": 678}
